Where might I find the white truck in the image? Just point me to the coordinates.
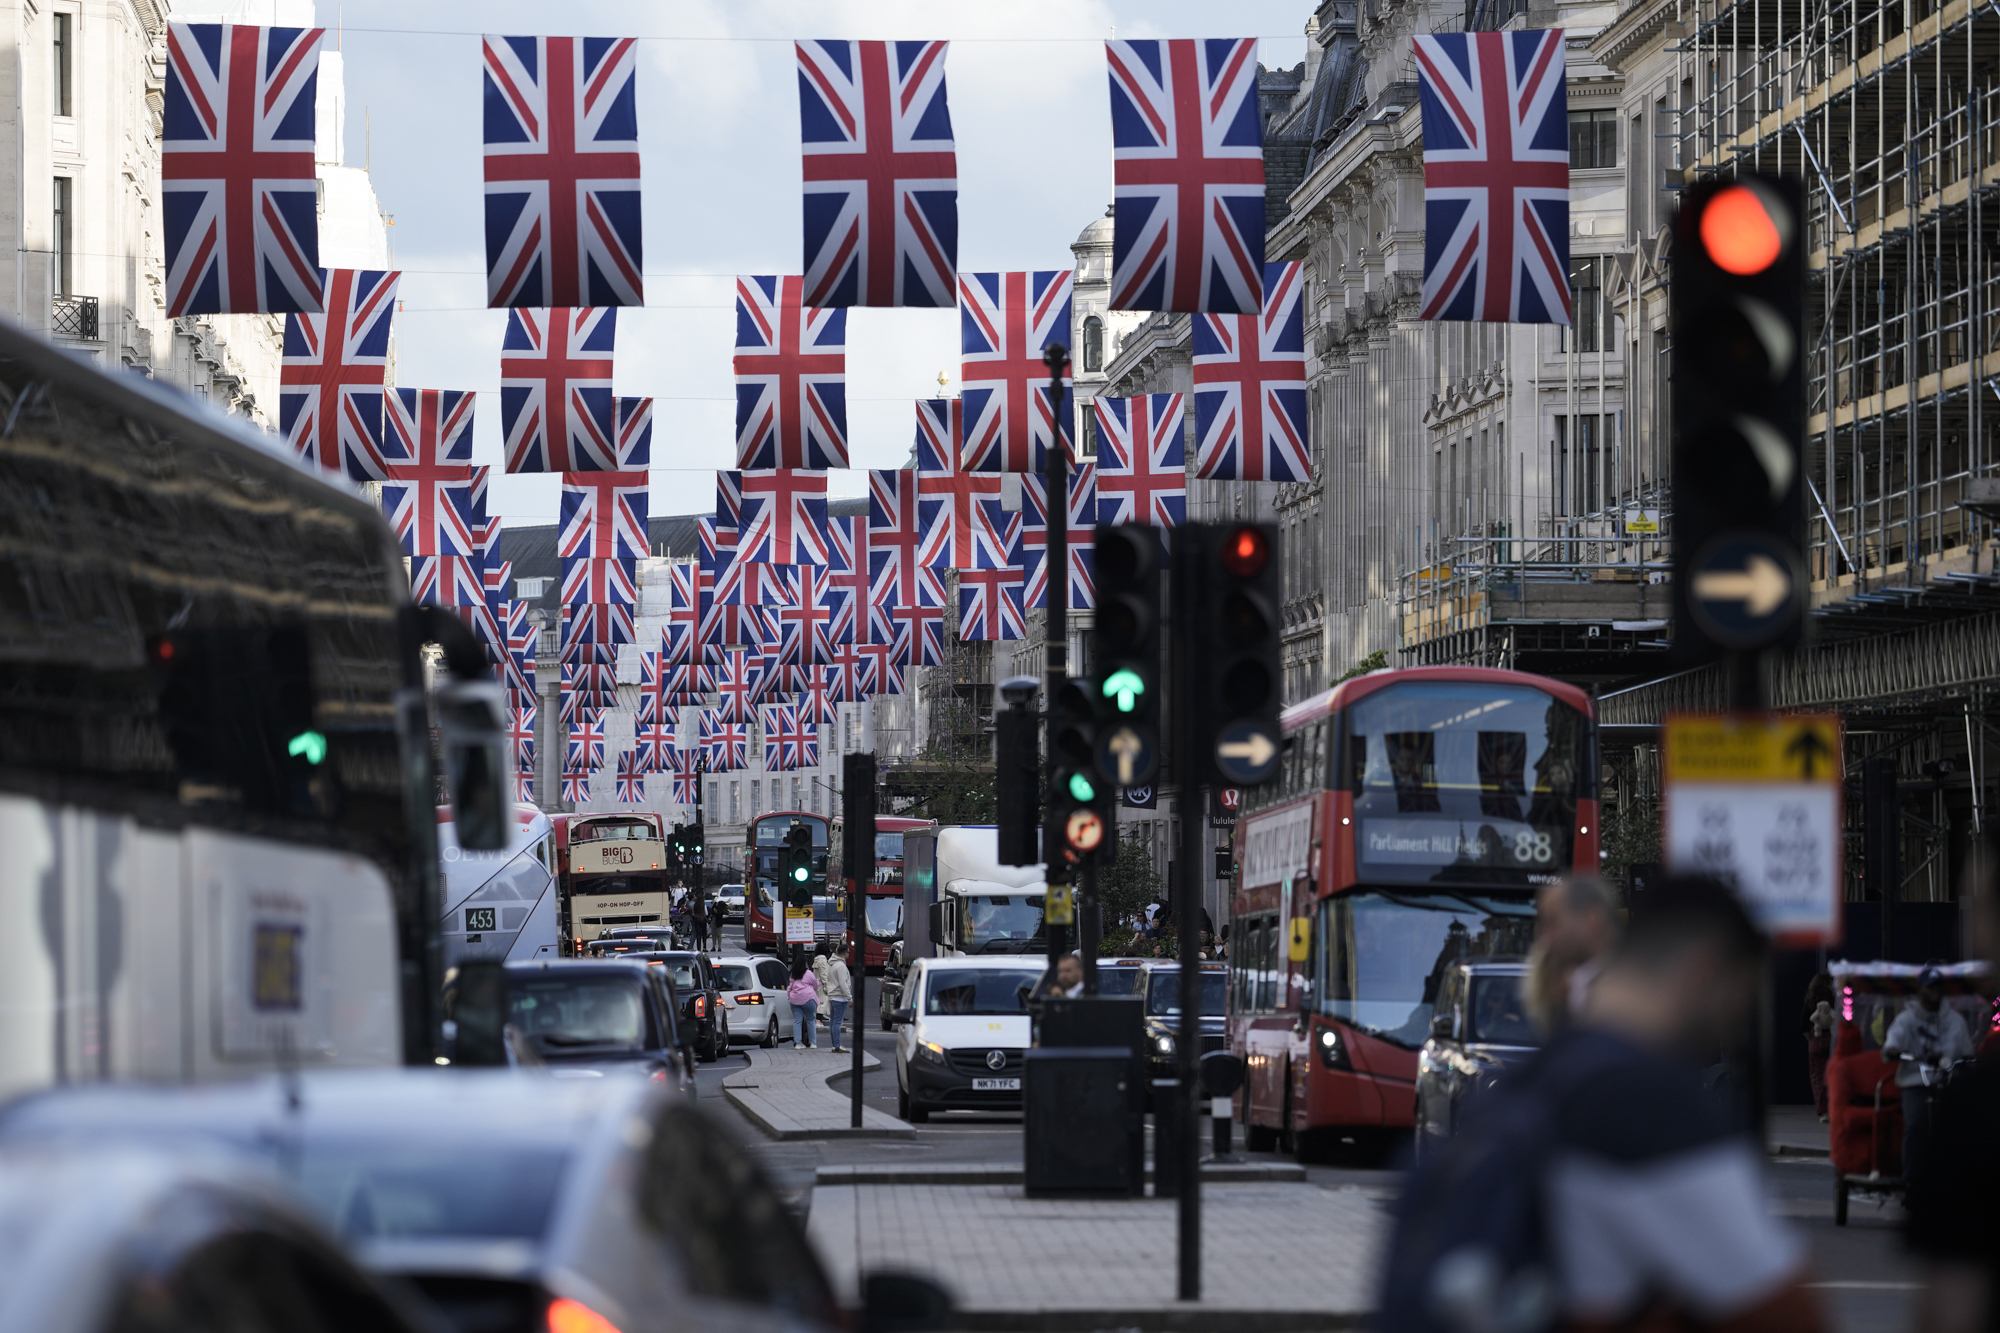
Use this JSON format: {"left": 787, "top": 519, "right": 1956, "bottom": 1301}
{"left": 899, "top": 825, "right": 1047, "bottom": 958}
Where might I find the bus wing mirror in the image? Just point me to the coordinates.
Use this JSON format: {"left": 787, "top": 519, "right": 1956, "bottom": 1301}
{"left": 437, "top": 679, "right": 511, "bottom": 850}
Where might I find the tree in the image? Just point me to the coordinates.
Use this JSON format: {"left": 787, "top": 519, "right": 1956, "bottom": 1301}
{"left": 884, "top": 743, "right": 997, "bottom": 825}
{"left": 1094, "top": 836, "right": 1162, "bottom": 932}
{"left": 1337, "top": 649, "right": 1389, "bottom": 683}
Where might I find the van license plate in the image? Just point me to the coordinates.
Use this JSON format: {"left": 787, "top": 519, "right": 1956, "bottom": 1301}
{"left": 972, "top": 1077, "right": 1020, "bottom": 1091}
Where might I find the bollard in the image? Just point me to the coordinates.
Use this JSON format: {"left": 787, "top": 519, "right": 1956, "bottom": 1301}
{"left": 1212, "top": 1095, "right": 1233, "bottom": 1158}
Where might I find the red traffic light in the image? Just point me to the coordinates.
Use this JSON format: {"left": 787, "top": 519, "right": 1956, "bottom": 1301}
{"left": 1698, "top": 183, "right": 1787, "bottom": 276}
{"left": 1220, "top": 526, "right": 1268, "bottom": 578}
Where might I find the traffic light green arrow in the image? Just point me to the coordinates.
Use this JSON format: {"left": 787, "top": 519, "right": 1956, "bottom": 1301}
{"left": 1101, "top": 668, "right": 1146, "bottom": 713}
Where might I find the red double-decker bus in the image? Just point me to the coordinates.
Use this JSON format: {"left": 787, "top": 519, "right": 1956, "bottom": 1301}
{"left": 836, "top": 816, "right": 933, "bottom": 972}
{"left": 1228, "top": 666, "right": 1598, "bottom": 1159}
{"left": 744, "top": 811, "right": 831, "bottom": 954}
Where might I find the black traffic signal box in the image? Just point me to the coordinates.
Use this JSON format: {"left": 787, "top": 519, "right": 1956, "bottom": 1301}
{"left": 1671, "top": 174, "right": 1806, "bottom": 660}
{"left": 148, "top": 622, "right": 329, "bottom": 818}
{"left": 782, "top": 823, "right": 814, "bottom": 907}
{"left": 1048, "top": 677, "right": 1114, "bottom": 869}
{"left": 1091, "top": 525, "right": 1163, "bottom": 790}
{"left": 1176, "top": 524, "right": 1282, "bottom": 788}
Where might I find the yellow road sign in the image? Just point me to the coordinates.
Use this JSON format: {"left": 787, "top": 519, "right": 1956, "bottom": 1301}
{"left": 1045, "top": 883, "right": 1075, "bottom": 926}
{"left": 1664, "top": 713, "right": 1841, "bottom": 783}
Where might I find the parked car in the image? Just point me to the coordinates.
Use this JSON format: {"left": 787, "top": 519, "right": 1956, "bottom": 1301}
{"left": 1414, "top": 959, "right": 1538, "bottom": 1157}
{"left": 888, "top": 956, "right": 1042, "bottom": 1122}
{"left": 1094, "top": 957, "right": 1147, "bottom": 998}
{"left": 0, "top": 1073, "right": 875, "bottom": 1333}
{"left": 500, "top": 959, "right": 700, "bottom": 1087}
{"left": 1137, "top": 961, "right": 1229, "bottom": 1088}
{"left": 710, "top": 954, "right": 796, "bottom": 1048}
{"left": 634, "top": 950, "right": 731, "bottom": 1062}
{"left": 0, "top": 1142, "right": 431, "bottom": 1333}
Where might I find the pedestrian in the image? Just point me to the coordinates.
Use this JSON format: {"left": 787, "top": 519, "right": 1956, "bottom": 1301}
{"left": 825, "top": 940, "right": 854, "bottom": 1053}
{"left": 785, "top": 958, "right": 820, "bottom": 1048}
{"left": 1803, "top": 971, "right": 1835, "bottom": 1122}
{"left": 1881, "top": 962, "right": 1974, "bottom": 1185}
{"left": 1525, "top": 874, "right": 1618, "bottom": 1037}
{"left": 688, "top": 890, "right": 710, "bottom": 952}
{"left": 1906, "top": 861, "right": 1998, "bottom": 1333}
{"left": 1382, "top": 876, "right": 1825, "bottom": 1333}
{"left": 812, "top": 945, "right": 833, "bottom": 1028}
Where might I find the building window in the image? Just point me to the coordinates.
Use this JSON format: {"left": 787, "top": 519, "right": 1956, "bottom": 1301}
{"left": 750, "top": 780, "right": 761, "bottom": 820}
{"left": 708, "top": 781, "right": 719, "bottom": 823}
{"left": 52, "top": 177, "right": 71, "bottom": 297}
{"left": 811, "top": 777, "right": 821, "bottom": 814}
{"left": 1568, "top": 109, "right": 1616, "bottom": 169}
{"left": 1553, "top": 414, "right": 1609, "bottom": 516}
{"left": 53, "top": 13, "right": 72, "bottom": 118}
{"left": 1078, "top": 406, "right": 1097, "bottom": 459}
{"left": 773, "top": 777, "right": 784, "bottom": 811}
{"left": 1081, "top": 316, "right": 1104, "bottom": 372}
{"left": 1565, "top": 256, "right": 1603, "bottom": 353}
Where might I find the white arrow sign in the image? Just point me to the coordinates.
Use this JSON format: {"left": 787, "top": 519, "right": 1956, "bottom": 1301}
{"left": 1693, "top": 553, "right": 1791, "bottom": 617}
{"left": 1217, "top": 731, "right": 1277, "bottom": 768}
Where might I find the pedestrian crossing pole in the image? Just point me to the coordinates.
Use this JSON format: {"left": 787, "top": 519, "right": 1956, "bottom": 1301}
{"left": 842, "top": 751, "right": 875, "bottom": 1130}
{"left": 1041, "top": 343, "right": 1075, "bottom": 965}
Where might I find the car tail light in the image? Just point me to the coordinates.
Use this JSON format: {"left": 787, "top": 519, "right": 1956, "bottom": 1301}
{"left": 693, "top": 996, "right": 707, "bottom": 1019}
{"left": 547, "top": 1298, "right": 622, "bottom": 1333}
{"left": 737, "top": 992, "right": 762, "bottom": 1004}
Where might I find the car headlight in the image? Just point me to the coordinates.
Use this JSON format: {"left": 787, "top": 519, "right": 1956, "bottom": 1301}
{"left": 917, "top": 1040, "right": 947, "bottom": 1065}
{"left": 1154, "top": 1034, "right": 1176, "bottom": 1056}
{"left": 1315, "top": 1024, "right": 1351, "bottom": 1071}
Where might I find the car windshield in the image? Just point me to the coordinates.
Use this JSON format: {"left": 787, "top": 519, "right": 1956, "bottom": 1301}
{"left": 955, "top": 895, "right": 1044, "bottom": 954}
{"left": 300, "top": 1141, "right": 569, "bottom": 1241}
{"left": 508, "top": 976, "right": 647, "bottom": 1050}
{"left": 1316, "top": 891, "right": 1536, "bottom": 1048}
{"left": 713, "top": 964, "right": 755, "bottom": 991}
{"left": 925, "top": 967, "right": 1040, "bottom": 1015}
{"left": 654, "top": 957, "right": 701, "bottom": 992}
{"left": 1468, "top": 974, "right": 1536, "bottom": 1045}
{"left": 1095, "top": 966, "right": 1144, "bottom": 997}
{"left": 1146, "top": 971, "right": 1228, "bottom": 1017}
{"left": 865, "top": 895, "right": 902, "bottom": 938}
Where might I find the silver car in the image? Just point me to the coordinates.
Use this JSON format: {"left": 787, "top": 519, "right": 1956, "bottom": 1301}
{"left": 712, "top": 954, "right": 797, "bottom": 1048}
{"left": 0, "top": 1072, "right": 847, "bottom": 1333}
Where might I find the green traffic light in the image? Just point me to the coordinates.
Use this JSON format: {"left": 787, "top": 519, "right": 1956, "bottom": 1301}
{"left": 1066, "top": 772, "right": 1096, "bottom": 802}
{"left": 793, "top": 865, "right": 809, "bottom": 882}
{"left": 286, "top": 730, "right": 328, "bottom": 764}
{"left": 1101, "top": 669, "right": 1146, "bottom": 713}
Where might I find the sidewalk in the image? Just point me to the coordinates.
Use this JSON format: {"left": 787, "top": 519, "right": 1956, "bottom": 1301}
{"left": 722, "top": 1046, "right": 915, "bottom": 1141}
{"left": 807, "top": 1180, "right": 1388, "bottom": 1330}
{"left": 1769, "top": 1105, "right": 1830, "bottom": 1158}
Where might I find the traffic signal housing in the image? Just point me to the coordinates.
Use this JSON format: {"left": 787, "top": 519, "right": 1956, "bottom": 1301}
{"left": 1048, "top": 677, "right": 1113, "bottom": 869}
{"left": 1092, "top": 525, "right": 1162, "bottom": 790}
{"left": 1671, "top": 175, "right": 1806, "bottom": 660}
{"left": 147, "top": 622, "right": 332, "bottom": 818}
{"left": 1179, "top": 524, "right": 1282, "bottom": 788}
{"left": 782, "top": 823, "right": 814, "bottom": 907}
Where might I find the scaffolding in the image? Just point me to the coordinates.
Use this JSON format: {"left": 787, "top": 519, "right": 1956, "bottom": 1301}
{"left": 1686, "top": 0, "right": 2000, "bottom": 591}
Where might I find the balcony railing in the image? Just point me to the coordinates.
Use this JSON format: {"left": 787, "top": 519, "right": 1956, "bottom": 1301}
{"left": 52, "top": 294, "right": 98, "bottom": 340}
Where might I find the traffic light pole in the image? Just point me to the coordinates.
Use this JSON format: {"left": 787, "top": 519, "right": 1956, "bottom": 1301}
{"left": 843, "top": 752, "right": 875, "bottom": 1130}
{"left": 1042, "top": 343, "right": 1071, "bottom": 969}
{"left": 1170, "top": 533, "right": 1202, "bottom": 1303}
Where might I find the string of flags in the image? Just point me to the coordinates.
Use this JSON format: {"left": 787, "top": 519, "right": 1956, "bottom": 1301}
{"left": 210, "top": 20, "right": 1571, "bottom": 809}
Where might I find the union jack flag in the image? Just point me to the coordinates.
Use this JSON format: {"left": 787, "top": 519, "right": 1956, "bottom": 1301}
{"left": 856, "top": 632, "right": 908, "bottom": 695}
{"left": 713, "top": 647, "right": 767, "bottom": 724}
{"left": 735, "top": 276, "right": 848, "bottom": 470}
{"left": 957, "top": 565, "right": 1025, "bottom": 642}
{"left": 663, "top": 566, "right": 699, "bottom": 665}
{"left": 827, "top": 515, "right": 870, "bottom": 645}
{"left": 1106, "top": 39, "right": 1265, "bottom": 316}
{"left": 960, "top": 272, "right": 1073, "bottom": 472}
{"left": 568, "top": 717, "right": 605, "bottom": 771}
{"left": 824, "top": 640, "right": 868, "bottom": 703}
{"left": 280, "top": 269, "right": 398, "bottom": 478}
{"left": 773, "top": 566, "right": 848, "bottom": 666}
{"left": 873, "top": 572, "right": 947, "bottom": 666}
{"left": 635, "top": 722, "right": 677, "bottom": 774}
{"left": 1018, "top": 466, "right": 1098, "bottom": 611}
{"left": 668, "top": 663, "right": 714, "bottom": 703}
{"left": 507, "top": 699, "right": 537, "bottom": 771}
{"left": 637, "top": 653, "right": 669, "bottom": 724}
{"left": 797, "top": 40, "right": 957, "bottom": 309}
{"left": 797, "top": 668, "right": 837, "bottom": 725}
{"left": 869, "top": 468, "right": 939, "bottom": 607}
{"left": 382, "top": 428, "right": 478, "bottom": 558}
{"left": 738, "top": 469, "right": 830, "bottom": 566}
{"left": 914, "top": 396, "right": 961, "bottom": 473}
{"left": 700, "top": 711, "right": 749, "bottom": 772}
{"left": 615, "top": 397, "right": 653, "bottom": 468}
{"left": 561, "top": 768, "right": 590, "bottom": 803}
{"left": 615, "top": 754, "right": 644, "bottom": 804}
{"left": 163, "top": 23, "right": 324, "bottom": 316}
{"left": 515, "top": 770, "right": 537, "bottom": 804}
{"left": 482, "top": 35, "right": 643, "bottom": 309}
{"left": 669, "top": 753, "right": 700, "bottom": 805}
{"left": 382, "top": 386, "right": 476, "bottom": 483}
{"left": 561, "top": 556, "right": 637, "bottom": 608}
{"left": 559, "top": 470, "right": 649, "bottom": 561}
{"left": 1192, "top": 261, "right": 1312, "bottom": 481}
{"left": 1095, "top": 394, "right": 1187, "bottom": 529}
{"left": 918, "top": 466, "right": 1003, "bottom": 570}
{"left": 411, "top": 555, "right": 487, "bottom": 609}
{"left": 502, "top": 308, "right": 618, "bottom": 473}
{"left": 758, "top": 702, "right": 803, "bottom": 772}
{"left": 714, "top": 472, "right": 746, "bottom": 528}
{"left": 1413, "top": 30, "right": 1570, "bottom": 324}
{"left": 561, "top": 602, "right": 634, "bottom": 651}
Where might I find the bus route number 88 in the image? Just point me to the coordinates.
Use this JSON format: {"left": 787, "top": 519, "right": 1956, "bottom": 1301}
{"left": 1512, "top": 830, "right": 1555, "bottom": 864}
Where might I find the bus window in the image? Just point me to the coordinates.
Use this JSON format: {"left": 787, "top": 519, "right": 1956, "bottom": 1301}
{"left": 1316, "top": 891, "right": 1535, "bottom": 1047}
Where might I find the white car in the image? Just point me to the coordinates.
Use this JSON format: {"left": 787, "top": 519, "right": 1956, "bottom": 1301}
{"left": 888, "top": 956, "right": 1042, "bottom": 1123}
{"left": 716, "top": 885, "right": 747, "bottom": 923}
{"left": 710, "top": 953, "right": 796, "bottom": 1048}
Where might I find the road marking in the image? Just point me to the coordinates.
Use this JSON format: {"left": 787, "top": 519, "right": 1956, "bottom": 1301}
{"left": 1806, "top": 1282, "right": 1920, "bottom": 1291}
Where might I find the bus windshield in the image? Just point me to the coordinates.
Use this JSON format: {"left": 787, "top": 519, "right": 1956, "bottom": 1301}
{"left": 1315, "top": 891, "right": 1535, "bottom": 1048}
{"left": 874, "top": 832, "right": 906, "bottom": 860}
{"left": 575, "top": 821, "right": 656, "bottom": 843}
{"left": 1346, "top": 682, "right": 1587, "bottom": 887}
{"left": 864, "top": 895, "right": 902, "bottom": 939}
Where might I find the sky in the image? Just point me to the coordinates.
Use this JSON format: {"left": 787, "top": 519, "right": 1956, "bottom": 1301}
{"left": 331, "top": 1, "right": 1315, "bottom": 525}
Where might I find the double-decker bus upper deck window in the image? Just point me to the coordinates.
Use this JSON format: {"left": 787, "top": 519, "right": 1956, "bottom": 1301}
{"left": 1344, "top": 682, "right": 1586, "bottom": 886}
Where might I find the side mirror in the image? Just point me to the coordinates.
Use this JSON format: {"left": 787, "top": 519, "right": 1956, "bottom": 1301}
{"left": 927, "top": 903, "right": 944, "bottom": 945}
{"left": 436, "top": 678, "right": 511, "bottom": 850}
{"left": 890, "top": 1007, "right": 914, "bottom": 1027}
{"left": 1429, "top": 1014, "right": 1454, "bottom": 1042}
{"left": 859, "top": 1271, "right": 954, "bottom": 1333}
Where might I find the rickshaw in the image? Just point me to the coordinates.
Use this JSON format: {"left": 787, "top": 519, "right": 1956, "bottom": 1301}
{"left": 1827, "top": 960, "right": 1993, "bottom": 1225}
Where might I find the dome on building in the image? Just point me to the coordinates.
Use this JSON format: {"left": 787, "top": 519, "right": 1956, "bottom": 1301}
{"left": 1076, "top": 211, "right": 1115, "bottom": 247}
